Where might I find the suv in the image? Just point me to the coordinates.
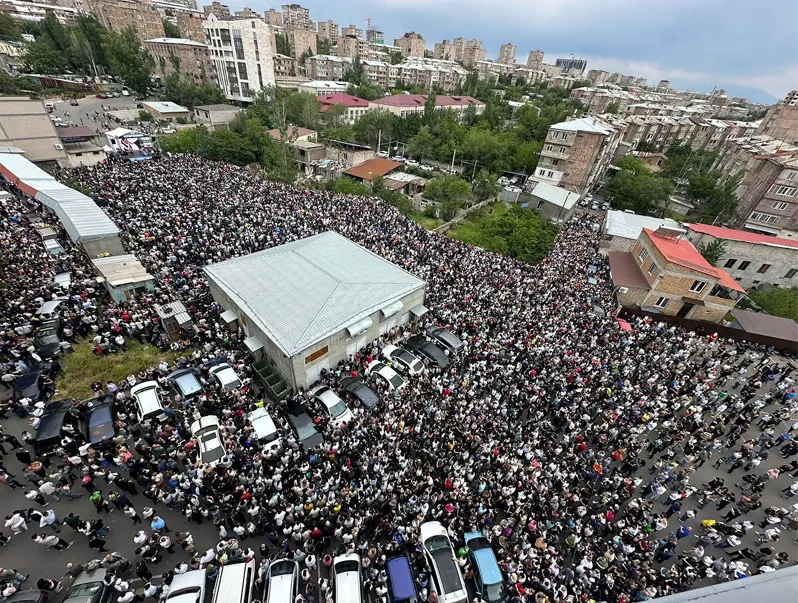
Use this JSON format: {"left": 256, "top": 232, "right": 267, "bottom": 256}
{"left": 406, "top": 335, "right": 450, "bottom": 368}
{"left": 131, "top": 381, "right": 167, "bottom": 424}
{"left": 208, "top": 362, "right": 242, "bottom": 391}
{"left": 35, "top": 317, "right": 62, "bottom": 359}
{"left": 426, "top": 326, "right": 464, "bottom": 354}
{"left": 380, "top": 344, "right": 425, "bottom": 375}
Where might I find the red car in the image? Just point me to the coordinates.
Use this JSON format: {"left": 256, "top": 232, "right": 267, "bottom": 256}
{"left": 95, "top": 93, "right": 108, "bottom": 99}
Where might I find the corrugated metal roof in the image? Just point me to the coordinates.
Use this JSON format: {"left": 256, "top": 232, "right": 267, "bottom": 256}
{"left": 204, "top": 231, "right": 426, "bottom": 356}
{"left": 0, "top": 153, "right": 52, "bottom": 183}
{"left": 604, "top": 210, "right": 680, "bottom": 240}
{"left": 731, "top": 309, "right": 798, "bottom": 343}
{"left": 32, "top": 180, "right": 119, "bottom": 242}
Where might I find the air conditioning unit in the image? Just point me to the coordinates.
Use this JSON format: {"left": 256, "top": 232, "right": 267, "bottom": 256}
{"left": 618, "top": 287, "right": 629, "bottom": 294}
{"left": 54, "top": 144, "right": 64, "bottom": 150}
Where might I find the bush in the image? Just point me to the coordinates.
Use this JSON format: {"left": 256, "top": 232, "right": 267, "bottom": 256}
{"left": 748, "top": 288, "right": 798, "bottom": 321}
{"left": 138, "top": 110, "right": 152, "bottom": 121}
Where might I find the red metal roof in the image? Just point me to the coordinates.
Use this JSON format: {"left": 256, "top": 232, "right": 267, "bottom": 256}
{"left": 343, "top": 158, "right": 403, "bottom": 181}
{"left": 373, "top": 95, "right": 483, "bottom": 108}
{"left": 318, "top": 93, "right": 369, "bottom": 109}
{"left": 688, "top": 223, "right": 798, "bottom": 250}
{"left": 643, "top": 228, "right": 746, "bottom": 293}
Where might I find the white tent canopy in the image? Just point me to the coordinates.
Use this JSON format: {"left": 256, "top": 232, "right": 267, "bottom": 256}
{"left": 28, "top": 179, "right": 119, "bottom": 242}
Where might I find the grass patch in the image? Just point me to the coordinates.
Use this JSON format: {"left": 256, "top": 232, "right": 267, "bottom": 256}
{"left": 748, "top": 288, "right": 798, "bottom": 321}
{"left": 408, "top": 211, "right": 443, "bottom": 230}
{"left": 56, "top": 339, "right": 181, "bottom": 400}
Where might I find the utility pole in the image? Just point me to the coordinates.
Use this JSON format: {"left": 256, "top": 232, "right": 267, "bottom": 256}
{"left": 450, "top": 148, "right": 456, "bottom": 173}
{"left": 377, "top": 129, "right": 381, "bottom": 154}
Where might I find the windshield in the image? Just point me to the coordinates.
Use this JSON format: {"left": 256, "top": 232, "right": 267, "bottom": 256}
{"left": 389, "top": 374, "right": 404, "bottom": 388}
{"left": 271, "top": 562, "right": 295, "bottom": 576}
{"left": 335, "top": 560, "right": 359, "bottom": 574}
{"left": 294, "top": 417, "right": 317, "bottom": 439}
{"left": 330, "top": 400, "right": 347, "bottom": 417}
{"left": 425, "top": 535, "right": 450, "bottom": 553}
{"left": 167, "top": 588, "right": 201, "bottom": 601}
{"left": 486, "top": 583, "right": 508, "bottom": 602}
{"left": 66, "top": 582, "right": 102, "bottom": 598}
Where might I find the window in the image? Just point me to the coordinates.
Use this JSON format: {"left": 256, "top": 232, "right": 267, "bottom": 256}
{"left": 689, "top": 280, "right": 707, "bottom": 293}
{"left": 757, "top": 263, "right": 771, "bottom": 274}
{"left": 772, "top": 201, "right": 789, "bottom": 210}
{"left": 786, "top": 171, "right": 797, "bottom": 181}
{"left": 655, "top": 297, "right": 669, "bottom": 308}
{"left": 750, "top": 212, "right": 779, "bottom": 223}
{"left": 723, "top": 258, "right": 737, "bottom": 268}
{"left": 769, "top": 184, "right": 798, "bottom": 197}
{"left": 785, "top": 268, "right": 798, "bottom": 279}
{"left": 647, "top": 262, "right": 657, "bottom": 276}
{"left": 638, "top": 249, "right": 649, "bottom": 262}
{"left": 304, "top": 345, "right": 329, "bottom": 365}
{"left": 738, "top": 261, "right": 751, "bottom": 270}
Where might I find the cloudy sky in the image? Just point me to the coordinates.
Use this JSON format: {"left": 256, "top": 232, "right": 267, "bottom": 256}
{"left": 235, "top": 0, "right": 796, "bottom": 100}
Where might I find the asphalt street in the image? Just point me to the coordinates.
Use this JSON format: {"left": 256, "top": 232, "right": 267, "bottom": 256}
{"left": 46, "top": 94, "right": 141, "bottom": 130}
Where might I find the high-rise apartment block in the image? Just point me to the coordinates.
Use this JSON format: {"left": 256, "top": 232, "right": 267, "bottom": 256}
{"left": 497, "top": 42, "right": 516, "bottom": 65}
{"left": 288, "top": 27, "right": 316, "bottom": 59}
{"left": 235, "top": 7, "right": 257, "bottom": 18}
{"left": 366, "top": 28, "right": 384, "bottom": 44}
{"left": 145, "top": 37, "right": 215, "bottom": 84}
{"left": 756, "top": 91, "right": 798, "bottom": 145}
{"left": 203, "top": 14, "right": 275, "bottom": 103}
{"left": 337, "top": 35, "right": 368, "bottom": 59}
{"left": 341, "top": 24, "right": 363, "bottom": 39}
{"left": 394, "top": 32, "right": 425, "bottom": 57}
{"left": 433, "top": 40, "right": 454, "bottom": 61}
{"left": 264, "top": 9, "right": 282, "bottom": 26}
{"left": 282, "top": 3, "right": 311, "bottom": 29}
{"left": 526, "top": 49, "right": 544, "bottom": 69}
{"left": 202, "top": 1, "right": 229, "bottom": 17}
{"left": 91, "top": 0, "right": 164, "bottom": 41}
{"left": 555, "top": 57, "right": 587, "bottom": 76}
{"left": 317, "top": 20, "right": 338, "bottom": 43}
{"left": 453, "top": 38, "right": 485, "bottom": 67}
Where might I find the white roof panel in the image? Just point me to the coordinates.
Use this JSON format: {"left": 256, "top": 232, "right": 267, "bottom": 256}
{"left": 551, "top": 116, "right": 615, "bottom": 135}
{"left": 604, "top": 210, "right": 680, "bottom": 240}
{"left": 204, "top": 231, "right": 426, "bottom": 356}
{"left": 527, "top": 181, "right": 580, "bottom": 209}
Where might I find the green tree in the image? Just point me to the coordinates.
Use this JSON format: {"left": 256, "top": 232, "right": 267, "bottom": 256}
{"left": 353, "top": 109, "right": 394, "bottom": 148}
{"left": 748, "top": 288, "right": 798, "bottom": 321}
{"left": 407, "top": 126, "right": 438, "bottom": 160}
{"left": 423, "top": 90, "right": 438, "bottom": 126}
{"left": 317, "top": 38, "right": 331, "bottom": 55}
{"left": 158, "top": 124, "right": 209, "bottom": 153}
{"left": 687, "top": 170, "right": 719, "bottom": 202}
{"left": 697, "top": 239, "right": 727, "bottom": 267}
{"left": 691, "top": 172, "right": 743, "bottom": 224}
{"left": 21, "top": 39, "right": 67, "bottom": 73}
{"left": 615, "top": 155, "right": 650, "bottom": 176}
{"left": 329, "top": 177, "right": 368, "bottom": 196}
{"left": 103, "top": 26, "right": 152, "bottom": 94}
{"left": 605, "top": 100, "right": 620, "bottom": 114}
{"left": 636, "top": 141, "right": 659, "bottom": 152}
{"left": 604, "top": 164, "right": 675, "bottom": 215}
{"left": 425, "top": 174, "right": 473, "bottom": 219}
{"left": 471, "top": 169, "right": 500, "bottom": 200}
{"left": 261, "top": 133, "right": 299, "bottom": 182}
{"left": 200, "top": 128, "right": 257, "bottom": 164}
{"left": 344, "top": 56, "right": 365, "bottom": 86}
{"left": 163, "top": 19, "right": 180, "bottom": 38}
{"left": 275, "top": 33, "right": 291, "bottom": 57}
{"left": 0, "top": 12, "right": 22, "bottom": 41}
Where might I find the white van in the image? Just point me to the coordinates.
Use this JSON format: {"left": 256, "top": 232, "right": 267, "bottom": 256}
{"left": 265, "top": 560, "right": 298, "bottom": 603}
{"left": 131, "top": 381, "right": 166, "bottom": 423}
{"left": 212, "top": 559, "right": 256, "bottom": 603}
{"left": 165, "top": 569, "right": 206, "bottom": 603}
{"left": 247, "top": 408, "right": 281, "bottom": 452}
{"left": 333, "top": 553, "right": 362, "bottom": 603}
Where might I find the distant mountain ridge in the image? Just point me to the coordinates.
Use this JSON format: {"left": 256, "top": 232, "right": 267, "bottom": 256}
{"left": 669, "top": 80, "right": 780, "bottom": 105}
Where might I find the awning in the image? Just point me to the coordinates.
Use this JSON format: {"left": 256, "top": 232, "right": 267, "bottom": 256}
{"left": 380, "top": 300, "right": 404, "bottom": 318}
{"left": 220, "top": 309, "right": 237, "bottom": 324}
{"left": 44, "top": 239, "right": 64, "bottom": 255}
{"left": 244, "top": 336, "right": 264, "bottom": 353}
{"left": 410, "top": 304, "right": 429, "bottom": 318}
{"left": 743, "top": 223, "right": 781, "bottom": 235}
{"left": 346, "top": 316, "right": 373, "bottom": 338}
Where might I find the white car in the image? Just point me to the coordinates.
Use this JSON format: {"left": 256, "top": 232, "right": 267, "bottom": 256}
{"left": 366, "top": 360, "right": 405, "bottom": 391}
{"left": 190, "top": 415, "right": 229, "bottom": 467}
{"left": 247, "top": 407, "right": 281, "bottom": 453}
{"left": 391, "top": 156, "right": 406, "bottom": 163}
{"left": 420, "top": 521, "right": 468, "bottom": 603}
{"left": 419, "top": 164, "right": 435, "bottom": 172}
{"left": 380, "top": 344, "right": 425, "bottom": 376}
{"left": 208, "top": 362, "right": 242, "bottom": 391}
{"left": 405, "top": 159, "right": 419, "bottom": 167}
{"left": 377, "top": 151, "right": 389, "bottom": 158}
{"left": 310, "top": 385, "right": 354, "bottom": 428}
{"left": 131, "top": 380, "right": 166, "bottom": 424}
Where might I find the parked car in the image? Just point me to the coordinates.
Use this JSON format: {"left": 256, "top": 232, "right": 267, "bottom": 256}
{"left": 419, "top": 164, "right": 435, "bottom": 172}
{"left": 310, "top": 385, "right": 354, "bottom": 428}
{"left": 62, "top": 569, "right": 109, "bottom": 603}
{"left": 405, "top": 159, "right": 419, "bottom": 167}
{"left": 95, "top": 93, "right": 108, "bottom": 99}
{"left": 5, "top": 590, "right": 48, "bottom": 603}
{"left": 601, "top": 202, "right": 609, "bottom": 211}
{"left": 190, "top": 415, "right": 229, "bottom": 467}
{"left": 264, "top": 559, "right": 299, "bottom": 603}
{"left": 366, "top": 360, "right": 405, "bottom": 391}
{"left": 69, "top": 99, "right": 79, "bottom": 106}
{"left": 85, "top": 398, "right": 115, "bottom": 445}
{"left": 247, "top": 407, "right": 282, "bottom": 452}
{"left": 167, "top": 368, "right": 203, "bottom": 401}
{"left": 426, "top": 326, "right": 465, "bottom": 354}
{"left": 13, "top": 370, "right": 51, "bottom": 404}
{"left": 339, "top": 376, "right": 380, "bottom": 409}
{"left": 391, "top": 156, "right": 406, "bottom": 163}
{"left": 35, "top": 317, "right": 62, "bottom": 359}
{"left": 464, "top": 532, "right": 508, "bottom": 603}
{"left": 285, "top": 406, "right": 324, "bottom": 451}
{"left": 380, "top": 344, "right": 425, "bottom": 376}
{"left": 590, "top": 202, "right": 599, "bottom": 211}
{"left": 130, "top": 380, "right": 167, "bottom": 424}
{"left": 164, "top": 569, "right": 206, "bottom": 603}
{"left": 34, "top": 401, "right": 76, "bottom": 456}
{"left": 420, "top": 522, "right": 467, "bottom": 603}
{"left": 377, "top": 151, "right": 389, "bottom": 158}
{"left": 207, "top": 362, "right": 242, "bottom": 391}
{"left": 406, "top": 335, "right": 450, "bottom": 368}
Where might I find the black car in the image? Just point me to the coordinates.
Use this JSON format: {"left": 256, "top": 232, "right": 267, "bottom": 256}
{"left": 34, "top": 400, "right": 76, "bottom": 456}
{"left": 406, "top": 335, "right": 451, "bottom": 369}
{"left": 13, "top": 370, "right": 52, "bottom": 403}
{"left": 166, "top": 368, "right": 204, "bottom": 401}
{"left": 285, "top": 406, "right": 324, "bottom": 450}
{"left": 35, "top": 317, "right": 61, "bottom": 359}
{"left": 340, "top": 376, "right": 380, "bottom": 409}
{"left": 426, "top": 326, "right": 465, "bottom": 354}
{"left": 85, "top": 398, "right": 115, "bottom": 445}
{"left": 6, "top": 589, "right": 49, "bottom": 603}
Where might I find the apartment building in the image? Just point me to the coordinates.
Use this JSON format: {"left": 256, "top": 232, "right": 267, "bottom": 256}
{"left": 397, "top": 58, "right": 468, "bottom": 92}
{"left": 272, "top": 53, "right": 297, "bottom": 77}
{"left": 176, "top": 11, "right": 206, "bottom": 42}
{"left": 264, "top": 8, "right": 282, "bottom": 26}
{"left": 433, "top": 40, "right": 454, "bottom": 61}
{"left": 371, "top": 95, "right": 484, "bottom": 122}
{"left": 317, "top": 20, "right": 338, "bottom": 43}
{"left": 756, "top": 91, "right": 798, "bottom": 144}
{"left": 91, "top": 0, "right": 164, "bottom": 40}
{"left": 361, "top": 59, "right": 398, "bottom": 89}
{"left": 318, "top": 93, "right": 371, "bottom": 124}
{"left": 308, "top": 54, "right": 350, "bottom": 81}
{"left": 395, "top": 32, "right": 425, "bottom": 58}
{"left": 366, "top": 28, "right": 384, "bottom": 45}
{"left": 341, "top": 24, "right": 363, "bottom": 39}
{"left": 145, "top": 37, "right": 214, "bottom": 83}
{"left": 526, "top": 49, "right": 544, "bottom": 70}
{"left": 472, "top": 60, "right": 516, "bottom": 82}
{"left": 535, "top": 116, "right": 623, "bottom": 195}
{"left": 555, "top": 57, "right": 587, "bottom": 76}
{"left": 203, "top": 14, "right": 276, "bottom": 103}
{"left": 287, "top": 27, "right": 316, "bottom": 59}
{"left": 684, "top": 223, "right": 798, "bottom": 289}
{"left": 337, "top": 35, "right": 369, "bottom": 59}
{"left": 452, "top": 37, "right": 485, "bottom": 67}
{"left": 282, "top": 3, "right": 311, "bottom": 29}
{"left": 497, "top": 42, "right": 516, "bottom": 65}
{"left": 202, "top": 1, "right": 229, "bottom": 17}
{"left": 586, "top": 69, "right": 610, "bottom": 85}
{"left": 609, "top": 226, "right": 744, "bottom": 323}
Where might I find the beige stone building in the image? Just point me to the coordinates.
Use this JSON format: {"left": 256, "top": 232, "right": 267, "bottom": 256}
{"left": 272, "top": 53, "right": 297, "bottom": 77}
{"left": 397, "top": 58, "right": 468, "bottom": 93}
{"left": 756, "top": 91, "right": 798, "bottom": 145}
{"left": 394, "top": 32, "right": 425, "bottom": 58}
{"left": 497, "top": 42, "right": 516, "bottom": 65}
{"left": 317, "top": 20, "right": 338, "bottom": 43}
{"left": 0, "top": 97, "right": 67, "bottom": 165}
{"left": 90, "top": 0, "right": 164, "bottom": 40}
{"left": 341, "top": 24, "right": 363, "bottom": 39}
{"left": 308, "top": 54, "right": 350, "bottom": 81}
{"left": 234, "top": 6, "right": 257, "bottom": 18}
{"left": 288, "top": 27, "right": 317, "bottom": 59}
{"left": 433, "top": 40, "right": 454, "bottom": 61}
{"left": 145, "top": 37, "right": 215, "bottom": 83}
{"left": 264, "top": 8, "right": 282, "bottom": 26}
{"left": 526, "top": 49, "right": 544, "bottom": 69}
{"left": 608, "top": 226, "right": 744, "bottom": 323}
{"left": 282, "top": 3, "right": 311, "bottom": 29}
{"left": 176, "top": 11, "right": 206, "bottom": 43}
{"left": 202, "top": 1, "right": 229, "bottom": 17}
{"left": 336, "top": 35, "right": 369, "bottom": 59}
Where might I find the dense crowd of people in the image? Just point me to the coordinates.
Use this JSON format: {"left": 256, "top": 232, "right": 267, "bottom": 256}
{"left": 0, "top": 154, "right": 796, "bottom": 603}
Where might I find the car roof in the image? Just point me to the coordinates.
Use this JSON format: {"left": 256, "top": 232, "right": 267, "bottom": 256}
{"left": 209, "top": 363, "right": 239, "bottom": 384}
{"left": 191, "top": 415, "right": 220, "bottom": 435}
{"left": 386, "top": 556, "right": 417, "bottom": 601}
{"left": 16, "top": 371, "right": 42, "bottom": 387}
{"left": 72, "top": 568, "right": 107, "bottom": 586}
{"left": 419, "top": 521, "right": 447, "bottom": 543}
{"left": 87, "top": 402, "right": 113, "bottom": 425}
{"left": 169, "top": 369, "right": 202, "bottom": 395}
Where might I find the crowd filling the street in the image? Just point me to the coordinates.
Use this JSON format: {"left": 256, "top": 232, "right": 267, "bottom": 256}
{"left": 0, "top": 155, "right": 796, "bottom": 603}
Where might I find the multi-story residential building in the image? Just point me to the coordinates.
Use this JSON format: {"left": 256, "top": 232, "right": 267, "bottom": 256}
{"left": 90, "top": 0, "right": 164, "bottom": 40}
{"left": 203, "top": 13, "right": 276, "bottom": 103}
{"left": 176, "top": 11, "right": 206, "bottom": 42}
{"left": 433, "top": 40, "right": 454, "bottom": 61}
{"left": 282, "top": 3, "right": 311, "bottom": 29}
{"left": 365, "top": 28, "right": 384, "bottom": 44}
{"left": 318, "top": 93, "right": 371, "bottom": 124}
{"left": 287, "top": 27, "right": 316, "bottom": 59}
{"left": 394, "top": 32, "right": 425, "bottom": 58}
{"left": 317, "top": 20, "right": 338, "bottom": 43}
{"left": 397, "top": 57, "right": 468, "bottom": 92}
{"left": 0, "top": 0, "right": 81, "bottom": 25}
{"left": 272, "top": 53, "right": 297, "bottom": 77}
{"left": 145, "top": 37, "right": 215, "bottom": 83}
{"left": 497, "top": 42, "right": 516, "bottom": 65}
{"left": 202, "top": 1, "right": 229, "bottom": 17}
{"left": 336, "top": 35, "right": 368, "bottom": 59}
{"left": 361, "top": 59, "right": 398, "bottom": 89}
{"left": 264, "top": 8, "right": 282, "bottom": 26}
{"left": 297, "top": 80, "right": 348, "bottom": 95}
{"left": 472, "top": 59, "right": 516, "bottom": 82}
{"left": 308, "top": 54, "right": 350, "bottom": 81}
{"left": 586, "top": 69, "right": 610, "bottom": 84}
{"left": 657, "top": 79, "right": 671, "bottom": 92}
{"left": 451, "top": 37, "right": 485, "bottom": 67}
{"left": 535, "top": 116, "right": 623, "bottom": 195}
{"left": 756, "top": 91, "right": 798, "bottom": 144}
{"left": 526, "top": 49, "right": 544, "bottom": 70}
{"left": 609, "top": 226, "right": 744, "bottom": 323}
{"left": 555, "top": 57, "right": 587, "bottom": 76}
{"left": 234, "top": 6, "right": 257, "bottom": 18}
{"left": 371, "top": 94, "right": 484, "bottom": 122}
{"left": 684, "top": 223, "right": 798, "bottom": 288}
{"left": 341, "top": 24, "right": 363, "bottom": 39}
{"left": 513, "top": 68, "right": 547, "bottom": 85}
